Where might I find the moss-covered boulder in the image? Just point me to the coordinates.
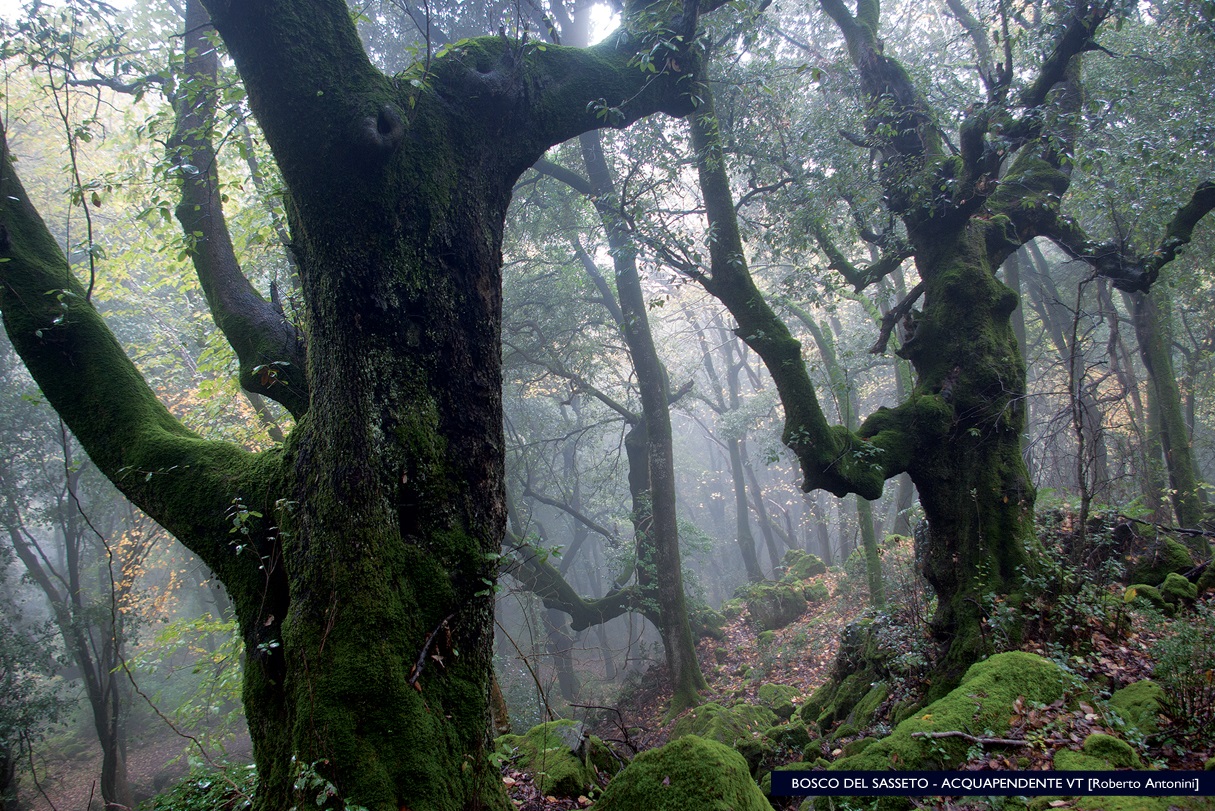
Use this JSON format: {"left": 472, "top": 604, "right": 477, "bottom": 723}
{"left": 743, "top": 581, "right": 808, "bottom": 632}
{"left": 830, "top": 652, "right": 1070, "bottom": 771}
{"left": 757, "top": 683, "right": 800, "bottom": 720}
{"left": 1198, "top": 563, "right": 1215, "bottom": 594}
{"left": 495, "top": 720, "right": 615, "bottom": 797}
{"left": 691, "top": 605, "right": 728, "bottom": 640}
{"left": 1080, "top": 733, "right": 1141, "bottom": 768}
{"left": 1108, "top": 679, "right": 1165, "bottom": 736}
{"left": 781, "top": 549, "right": 827, "bottom": 582}
{"left": 1128, "top": 536, "right": 1194, "bottom": 586}
{"left": 802, "top": 581, "right": 831, "bottom": 604}
{"left": 1161, "top": 571, "right": 1198, "bottom": 605}
{"left": 1124, "top": 583, "right": 1168, "bottom": 611}
{"left": 669, "top": 702, "right": 778, "bottom": 775}
{"left": 594, "top": 735, "right": 771, "bottom": 811}
{"left": 851, "top": 682, "right": 890, "bottom": 726}
{"left": 764, "top": 722, "right": 812, "bottom": 752}
{"left": 721, "top": 598, "right": 745, "bottom": 619}
{"left": 841, "top": 736, "right": 879, "bottom": 757}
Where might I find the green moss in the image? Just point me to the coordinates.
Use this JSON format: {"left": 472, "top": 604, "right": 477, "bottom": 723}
{"left": 743, "top": 582, "right": 808, "bottom": 632}
{"left": 1080, "top": 733, "right": 1141, "bottom": 768}
{"left": 831, "top": 652, "right": 1069, "bottom": 771}
{"left": 781, "top": 549, "right": 828, "bottom": 581}
{"left": 799, "top": 682, "right": 834, "bottom": 731}
{"left": 1161, "top": 572, "right": 1198, "bottom": 604}
{"left": 691, "top": 606, "right": 728, "bottom": 640}
{"left": 1198, "top": 565, "right": 1215, "bottom": 594}
{"left": 495, "top": 720, "right": 612, "bottom": 797}
{"left": 757, "top": 684, "right": 800, "bottom": 720}
{"left": 803, "top": 582, "right": 831, "bottom": 603}
{"left": 1052, "top": 749, "right": 1113, "bottom": 771}
{"left": 1108, "top": 680, "right": 1165, "bottom": 736}
{"left": 758, "top": 630, "right": 777, "bottom": 648}
{"left": 721, "top": 598, "right": 745, "bottom": 619}
{"left": 851, "top": 682, "right": 889, "bottom": 727}
{"left": 669, "top": 702, "right": 778, "bottom": 775}
{"left": 829, "top": 723, "right": 859, "bottom": 741}
{"left": 841, "top": 736, "right": 879, "bottom": 757}
{"left": 594, "top": 735, "right": 771, "bottom": 811}
{"left": 764, "top": 722, "right": 812, "bottom": 752}
{"left": 1124, "top": 584, "right": 1169, "bottom": 612}
{"left": 1128, "top": 537, "right": 1194, "bottom": 586}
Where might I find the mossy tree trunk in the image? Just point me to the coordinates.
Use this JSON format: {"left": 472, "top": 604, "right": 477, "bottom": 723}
{"left": 1129, "top": 288, "right": 1209, "bottom": 536}
{"left": 685, "top": 1, "right": 1213, "bottom": 696}
{"left": 0, "top": 0, "right": 704, "bottom": 806}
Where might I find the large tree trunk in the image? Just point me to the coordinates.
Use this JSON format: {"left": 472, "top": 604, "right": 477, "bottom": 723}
{"left": 900, "top": 227, "right": 1034, "bottom": 690}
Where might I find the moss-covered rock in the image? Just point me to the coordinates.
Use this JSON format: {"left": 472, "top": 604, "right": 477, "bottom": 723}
{"left": 803, "top": 671, "right": 876, "bottom": 733}
{"left": 744, "top": 581, "right": 808, "bottom": 632}
{"left": 1124, "top": 583, "right": 1168, "bottom": 611}
{"left": 758, "top": 630, "right": 777, "bottom": 648}
{"left": 1161, "top": 571, "right": 1198, "bottom": 605}
{"left": 1127, "top": 537, "right": 1194, "bottom": 586}
{"left": 720, "top": 598, "right": 745, "bottom": 619}
{"left": 830, "top": 652, "right": 1070, "bottom": 771}
{"left": 841, "top": 736, "right": 879, "bottom": 757}
{"left": 495, "top": 720, "right": 615, "bottom": 797}
{"left": 1080, "top": 733, "right": 1141, "bottom": 768}
{"left": 691, "top": 606, "right": 728, "bottom": 640}
{"left": 828, "top": 722, "right": 860, "bottom": 742}
{"left": 851, "top": 682, "right": 890, "bottom": 727}
{"left": 669, "top": 702, "right": 778, "bottom": 775}
{"left": 781, "top": 549, "right": 827, "bottom": 581}
{"left": 594, "top": 735, "right": 771, "bottom": 811}
{"left": 764, "top": 722, "right": 812, "bottom": 752}
{"left": 1198, "top": 564, "right": 1215, "bottom": 594}
{"left": 1108, "top": 680, "right": 1165, "bottom": 736}
{"left": 802, "top": 581, "right": 831, "bottom": 604}
{"left": 757, "top": 683, "right": 800, "bottom": 720}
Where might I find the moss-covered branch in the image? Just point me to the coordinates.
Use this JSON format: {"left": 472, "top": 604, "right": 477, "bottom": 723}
{"left": 504, "top": 539, "right": 635, "bottom": 632}
{"left": 172, "top": 0, "right": 308, "bottom": 418}
{"left": 689, "top": 91, "right": 927, "bottom": 499}
{"left": 0, "top": 124, "right": 279, "bottom": 595}
{"left": 811, "top": 221, "right": 913, "bottom": 292}
{"left": 1145, "top": 180, "right": 1215, "bottom": 279}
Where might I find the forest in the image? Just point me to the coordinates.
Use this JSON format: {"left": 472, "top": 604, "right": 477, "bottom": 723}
{"left": 0, "top": 0, "right": 1213, "bottom": 808}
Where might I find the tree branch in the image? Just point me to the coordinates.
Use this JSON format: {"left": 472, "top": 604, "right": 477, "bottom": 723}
{"left": 0, "top": 122, "right": 279, "bottom": 593}
{"left": 171, "top": 0, "right": 308, "bottom": 417}
{"left": 504, "top": 538, "right": 635, "bottom": 631}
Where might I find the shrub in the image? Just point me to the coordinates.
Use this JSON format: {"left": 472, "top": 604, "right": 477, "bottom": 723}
{"left": 1151, "top": 603, "right": 1215, "bottom": 738}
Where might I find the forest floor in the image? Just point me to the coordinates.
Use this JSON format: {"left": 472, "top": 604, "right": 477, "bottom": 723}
{"left": 501, "top": 564, "right": 1215, "bottom": 811}
{"left": 18, "top": 562, "right": 1212, "bottom": 810}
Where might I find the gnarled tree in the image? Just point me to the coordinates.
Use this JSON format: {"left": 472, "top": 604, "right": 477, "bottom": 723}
{"left": 685, "top": 0, "right": 1214, "bottom": 694}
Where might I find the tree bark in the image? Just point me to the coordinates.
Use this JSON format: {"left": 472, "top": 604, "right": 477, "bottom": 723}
{"left": 1129, "top": 288, "right": 1209, "bottom": 537}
